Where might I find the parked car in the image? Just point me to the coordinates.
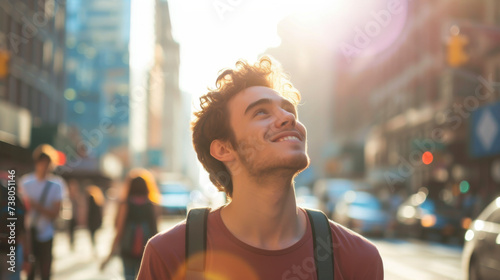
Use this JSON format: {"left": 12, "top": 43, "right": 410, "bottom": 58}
{"left": 159, "top": 182, "right": 191, "bottom": 215}
{"left": 396, "top": 189, "right": 465, "bottom": 242}
{"left": 462, "top": 196, "right": 500, "bottom": 280}
{"left": 333, "top": 191, "right": 390, "bottom": 236}
{"left": 313, "top": 178, "right": 371, "bottom": 216}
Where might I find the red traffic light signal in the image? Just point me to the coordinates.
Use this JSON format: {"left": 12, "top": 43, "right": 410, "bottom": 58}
{"left": 422, "top": 151, "right": 433, "bottom": 165}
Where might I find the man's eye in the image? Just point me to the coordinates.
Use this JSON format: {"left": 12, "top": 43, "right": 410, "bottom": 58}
{"left": 254, "top": 109, "right": 268, "bottom": 116}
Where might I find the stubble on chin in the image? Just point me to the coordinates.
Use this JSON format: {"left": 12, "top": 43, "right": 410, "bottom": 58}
{"left": 232, "top": 131, "right": 310, "bottom": 176}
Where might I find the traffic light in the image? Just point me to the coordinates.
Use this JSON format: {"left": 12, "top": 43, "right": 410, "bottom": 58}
{"left": 0, "top": 49, "right": 10, "bottom": 79}
{"left": 447, "top": 33, "right": 469, "bottom": 67}
{"left": 422, "top": 151, "right": 433, "bottom": 165}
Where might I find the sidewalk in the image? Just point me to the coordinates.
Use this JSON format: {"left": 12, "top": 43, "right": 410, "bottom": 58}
{"left": 51, "top": 226, "right": 124, "bottom": 280}
{"left": 19, "top": 200, "right": 124, "bottom": 280}
{"left": 52, "top": 200, "right": 124, "bottom": 280}
{"left": 23, "top": 201, "right": 183, "bottom": 280}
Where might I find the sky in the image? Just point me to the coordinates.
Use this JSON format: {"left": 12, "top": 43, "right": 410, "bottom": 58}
{"left": 131, "top": 0, "right": 408, "bottom": 100}
{"left": 165, "top": 0, "right": 408, "bottom": 97}
{"left": 167, "top": 0, "right": 335, "bottom": 97}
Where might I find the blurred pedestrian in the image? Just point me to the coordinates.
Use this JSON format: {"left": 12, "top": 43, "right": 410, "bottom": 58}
{"left": 85, "top": 185, "right": 104, "bottom": 253}
{"left": 19, "top": 144, "right": 64, "bottom": 280}
{"left": 66, "top": 179, "right": 80, "bottom": 251}
{"left": 101, "top": 169, "right": 160, "bottom": 280}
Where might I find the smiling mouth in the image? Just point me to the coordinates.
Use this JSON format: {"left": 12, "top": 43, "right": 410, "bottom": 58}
{"left": 275, "top": 136, "right": 301, "bottom": 142}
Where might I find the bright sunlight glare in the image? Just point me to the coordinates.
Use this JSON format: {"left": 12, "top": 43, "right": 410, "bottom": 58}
{"left": 130, "top": 0, "right": 410, "bottom": 194}
{"left": 165, "top": 0, "right": 362, "bottom": 97}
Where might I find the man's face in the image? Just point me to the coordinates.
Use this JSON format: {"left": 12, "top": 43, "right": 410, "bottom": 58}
{"left": 226, "top": 86, "right": 309, "bottom": 177}
{"left": 35, "top": 157, "right": 51, "bottom": 176}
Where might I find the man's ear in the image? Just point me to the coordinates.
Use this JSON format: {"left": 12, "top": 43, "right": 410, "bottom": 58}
{"left": 210, "top": 139, "right": 235, "bottom": 163}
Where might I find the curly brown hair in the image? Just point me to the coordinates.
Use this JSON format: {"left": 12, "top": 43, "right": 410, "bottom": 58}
{"left": 191, "top": 56, "right": 301, "bottom": 198}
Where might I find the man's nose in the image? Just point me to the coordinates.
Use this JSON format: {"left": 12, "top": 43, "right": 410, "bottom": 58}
{"left": 275, "top": 109, "right": 296, "bottom": 128}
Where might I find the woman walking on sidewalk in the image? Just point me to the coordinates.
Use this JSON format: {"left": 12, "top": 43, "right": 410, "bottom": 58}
{"left": 101, "top": 169, "right": 160, "bottom": 280}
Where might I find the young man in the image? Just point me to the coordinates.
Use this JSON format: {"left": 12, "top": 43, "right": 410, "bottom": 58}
{"left": 20, "top": 144, "right": 64, "bottom": 280}
{"left": 138, "top": 57, "right": 384, "bottom": 279}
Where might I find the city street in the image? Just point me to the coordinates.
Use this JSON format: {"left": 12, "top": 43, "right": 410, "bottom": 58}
{"left": 47, "top": 215, "right": 182, "bottom": 280}
{"left": 37, "top": 212, "right": 465, "bottom": 280}
{"left": 373, "top": 239, "right": 463, "bottom": 280}
{"left": 18, "top": 199, "right": 182, "bottom": 280}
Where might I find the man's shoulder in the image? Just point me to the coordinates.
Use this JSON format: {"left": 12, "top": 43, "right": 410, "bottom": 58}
{"left": 140, "top": 218, "right": 195, "bottom": 279}
{"left": 328, "top": 219, "right": 384, "bottom": 278}
{"left": 328, "top": 219, "right": 380, "bottom": 257}
{"left": 47, "top": 176, "right": 64, "bottom": 187}
{"left": 330, "top": 220, "right": 380, "bottom": 261}
{"left": 148, "top": 207, "right": 218, "bottom": 258}
{"left": 148, "top": 219, "right": 187, "bottom": 257}
{"left": 19, "top": 173, "right": 63, "bottom": 190}
{"left": 151, "top": 220, "right": 187, "bottom": 243}
{"left": 48, "top": 174, "right": 67, "bottom": 189}
{"left": 19, "top": 173, "right": 35, "bottom": 185}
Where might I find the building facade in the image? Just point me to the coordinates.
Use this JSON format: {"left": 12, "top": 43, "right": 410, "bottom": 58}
{"left": 145, "top": 0, "right": 183, "bottom": 174}
{"left": 0, "top": 0, "right": 66, "bottom": 172}
{"left": 332, "top": 0, "right": 500, "bottom": 202}
{"left": 63, "top": 0, "right": 131, "bottom": 172}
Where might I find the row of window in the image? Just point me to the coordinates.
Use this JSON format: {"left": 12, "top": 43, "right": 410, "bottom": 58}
{"left": 0, "top": 1, "right": 65, "bottom": 74}
{"left": 2, "top": 24, "right": 64, "bottom": 76}
{"left": 0, "top": 1, "right": 65, "bottom": 125}
{"left": 5, "top": 75, "right": 63, "bottom": 124}
{"left": 1, "top": 0, "right": 65, "bottom": 35}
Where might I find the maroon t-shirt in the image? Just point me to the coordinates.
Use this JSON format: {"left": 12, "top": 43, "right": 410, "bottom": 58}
{"left": 137, "top": 207, "right": 383, "bottom": 279}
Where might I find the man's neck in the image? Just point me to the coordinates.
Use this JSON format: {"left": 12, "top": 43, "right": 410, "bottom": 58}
{"left": 35, "top": 172, "right": 47, "bottom": 181}
{"left": 220, "top": 173, "right": 307, "bottom": 250}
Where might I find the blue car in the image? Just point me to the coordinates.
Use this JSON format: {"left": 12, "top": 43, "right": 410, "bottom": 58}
{"left": 333, "top": 191, "right": 390, "bottom": 236}
{"left": 396, "top": 189, "right": 465, "bottom": 242}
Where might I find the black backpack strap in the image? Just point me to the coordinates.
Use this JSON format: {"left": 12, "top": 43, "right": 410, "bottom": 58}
{"left": 185, "top": 207, "right": 210, "bottom": 280}
{"left": 305, "top": 208, "right": 335, "bottom": 280}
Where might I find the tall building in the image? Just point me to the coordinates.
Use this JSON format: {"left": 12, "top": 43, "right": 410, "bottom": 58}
{"left": 0, "top": 0, "right": 66, "bottom": 172}
{"left": 64, "top": 0, "right": 131, "bottom": 167}
{"left": 145, "top": 0, "right": 182, "bottom": 174}
{"left": 129, "top": 0, "right": 195, "bottom": 183}
{"left": 332, "top": 0, "right": 500, "bottom": 199}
